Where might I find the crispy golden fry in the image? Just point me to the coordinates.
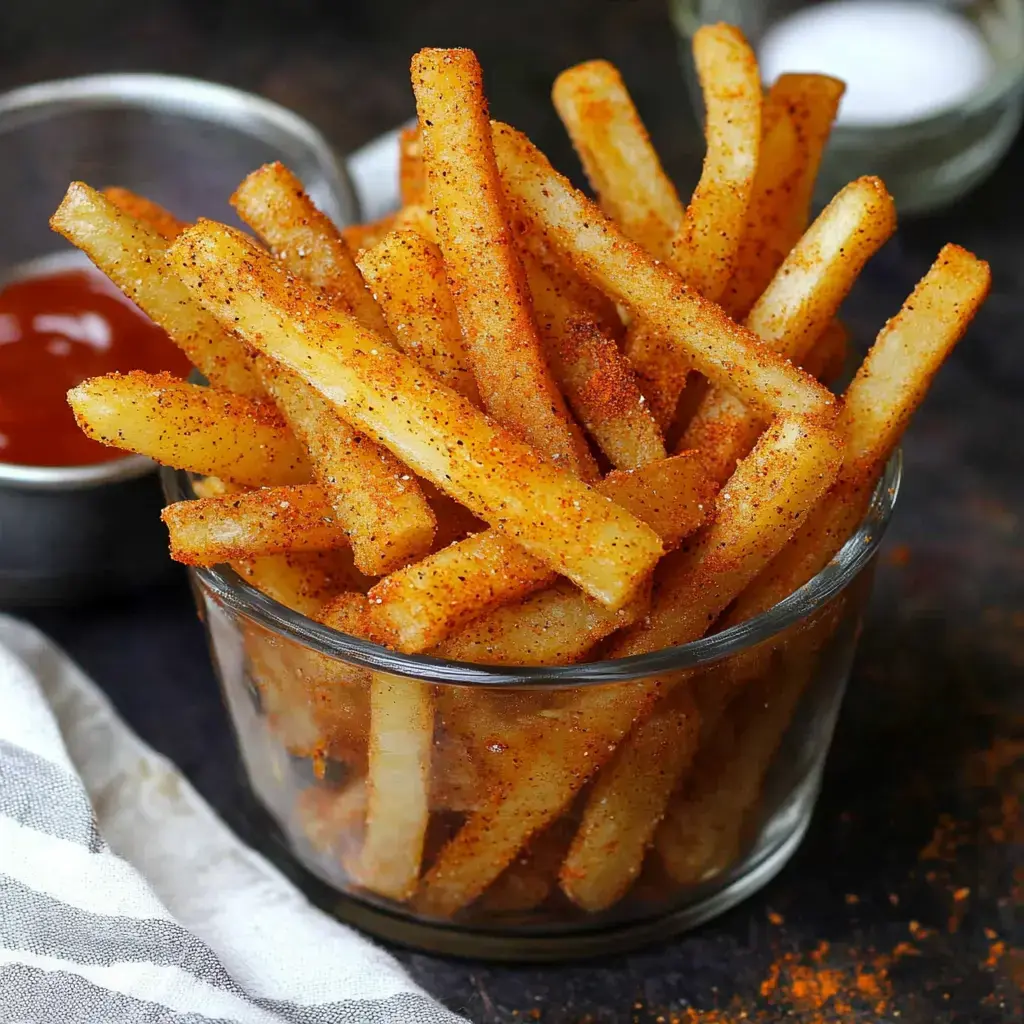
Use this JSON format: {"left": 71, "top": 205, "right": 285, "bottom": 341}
{"left": 802, "top": 319, "right": 849, "bottom": 385}
{"left": 231, "top": 162, "right": 391, "bottom": 337}
{"left": 492, "top": 122, "right": 837, "bottom": 424}
{"left": 190, "top": 476, "right": 248, "bottom": 498}
{"left": 68, "top": 371, "right": 309, "bottom": 486}
{"left": 341, "top": 212, "right": 397, "bottom": 255}
{"left": 412, "top": 48, "right": 596, "bottom": 478}
{"left": 391, "top": 203, "right": 439, "bottom": 243}
{"left": 437, "top": 578, "right": 650, "bottom": 666}
{"left": 726, "top": 244, "right": 991, "bottom": 625}
{"left": 366, "top": 453, "right": 711, "bottom": 654}
{"left": 560, "top": 686, "right": 699, "bottom": 909}
{"left": 669, "top": 24, "right": 761, "bottom": 302}
{"left": 162, "top": 484, "right": 349, "bottom": 565}
{"left": 521, "top": 249, "right": 666, "bottom": 470}
{"left": 169, "top": 221, "right": 663, "bottom": 609}
{"left": 51, "top": 183, "right": 264, "bottom": 397}
{"left": 416, "top": 416, "right": 842, "bottom": 915}
{"left": 102, "top": 186, "right": 187, "bottom": 241}
{"left": 769, "top": 74, "right": 847, "bottom": 251}
{"left": 399, "top": 125, "right": 426, "bottom": 206}
{"left": 552, "top": 59, "right": 684, "bottom": 260}
{"left": 233, "top": 551, "right": 361, "bottom": 618}
{"left": 351, "top": 672, "right": 434, "bottom": 901}
{"left": 679, "top": 176, "right": 896, "bottom": 484}
{"left": 356, "top": 230, "right": 481, "bottom": 404}
{"left": 260, "top": 360, "right": 436, "bottom": 576}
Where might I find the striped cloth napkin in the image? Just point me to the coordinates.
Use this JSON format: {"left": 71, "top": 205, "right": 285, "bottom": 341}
{"left": 0, "top": 615, "right": 467, "bottom": 1023}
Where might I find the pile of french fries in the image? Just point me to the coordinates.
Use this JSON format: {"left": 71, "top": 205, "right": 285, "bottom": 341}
{"left": 56, "top": 27, "right": 989, "bottom": 922}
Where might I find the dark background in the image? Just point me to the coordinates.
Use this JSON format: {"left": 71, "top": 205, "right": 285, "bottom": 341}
{"left": 8, "top": 1, "right": 1023, "bottom": 1021}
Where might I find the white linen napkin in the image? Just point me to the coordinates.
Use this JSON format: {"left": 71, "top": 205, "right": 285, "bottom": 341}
{"left": 0, "top": 615, "right": 467, "bottom": 1023}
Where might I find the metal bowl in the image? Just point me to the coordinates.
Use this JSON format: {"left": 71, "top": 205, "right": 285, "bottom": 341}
{"left": 0, "top": 73, "right": 360, "bottom": 607}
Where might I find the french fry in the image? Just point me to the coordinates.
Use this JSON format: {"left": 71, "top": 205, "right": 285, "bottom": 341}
{"left": 725, "top": 243, "right": 990, "bottom": 625}
{"left": 679, "top": 176, "right": 897, "bottom": 484}
{"left": 260, "top": 359, "right": 437, "bottom": 576}
{"left": 367, "top": 452, "right": 711, "bottom": 654}
{"left": 412, "top": 48, "right": 596, "bottom": 478}
{"left": 668, "top": 24, "right": 761, "bottom": 303}
{"left": 521, "top": 249, "right": 667, "bottom": 470}
{"left": 416, "top": 416, "right": 842, "bottom": 916}
{"left": 350, "top": 672, "right": 434, "bottom": 901}
{"left": 391, "top": 203, "right": 439, "bottom": 243}
{"left": 341, "top": 212, "right": 397, "bottom": 255}
{"left": 491, "top": 122, "right": 837, "bottom": 424}
{"left": 721, "top": 75, "right": 845, "bottom": 319}
{"left": 231, "top": 162, "right": 392, "bottom": 338}
{"left": 233, "top": 551, "right": 361, "bottom": 618}
{"left": 769, "top": 74, "right": 847, "bottom": 253}
{"left": 552, "top": 59, "right": 685, "bottom": 260}
{"left": 102, "top": 186, "right": 187, "bottom": 241}
{"left": 68, "top": 371, "right": 310, "bottom": 487}
{"left": 356, "top": 230, "right": 481, "bottom": 404}
{"left": 559, "top": 686, "right": 700, "bottom": 909}
{"left": 437, "top": 578, "right": 650, "bottom": 666}
{"left": 162, "top": 484, "right": 349, "bottom": 565}
{"left": 168, "top": 221, "right": 663, "bottom": 610}
{"left": 190, "top": 475, "right": 248, "bottom": 499}
{"left": 399, "top": 125, "right": 426, "bottom": 206}
{"left": 51, "top": 183, "right": 264, "bottom": 397}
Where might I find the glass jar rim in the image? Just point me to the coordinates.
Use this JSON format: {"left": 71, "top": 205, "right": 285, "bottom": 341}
{"left": 163, "top": 451, "right": 901, "bottom": 687}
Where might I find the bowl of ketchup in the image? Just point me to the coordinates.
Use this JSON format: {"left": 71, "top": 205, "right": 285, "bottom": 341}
{"left": 0, "top": 72, "right": 358, "bottom": 605}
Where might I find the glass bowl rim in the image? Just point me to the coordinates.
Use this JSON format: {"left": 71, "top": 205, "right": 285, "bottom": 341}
{"left": 162, "top": 452, "right": 901, "bottom": 687}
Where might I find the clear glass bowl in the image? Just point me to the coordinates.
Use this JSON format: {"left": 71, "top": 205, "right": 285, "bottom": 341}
{"left": 163, "top": 455, "right": 900, "bottom": 960}
{"left": 669, "top": 0, "right": 1024, "bottom": 214}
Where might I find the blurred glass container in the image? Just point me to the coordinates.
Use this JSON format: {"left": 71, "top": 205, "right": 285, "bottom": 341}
{"left": 0, "top": 74, "right": 359, "bottom": 606}
{"left": 164, "top": 456, "right": 900, "bottom": 960}
{"left": 670, "top": 0, "right": 1024, "bottom": 214}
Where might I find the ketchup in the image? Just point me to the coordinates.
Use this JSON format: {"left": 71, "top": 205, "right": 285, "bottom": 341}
{"left": 0, "top": 264, "right": 192, "bottom": 466}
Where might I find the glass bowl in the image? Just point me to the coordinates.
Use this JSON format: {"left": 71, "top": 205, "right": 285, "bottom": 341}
{"left": 669, "top": 0, "right": 1024, "bottom": 214}
{"left": 163, "top": 452, "right": 900, "bottom": 960}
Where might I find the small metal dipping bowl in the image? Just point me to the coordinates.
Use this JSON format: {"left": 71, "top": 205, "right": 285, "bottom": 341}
{"left": 0, "top": 74, "right": 360, "bottom": 607}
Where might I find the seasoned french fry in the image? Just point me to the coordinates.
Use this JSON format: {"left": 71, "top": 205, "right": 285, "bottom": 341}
{"left": 412, "top": 48, "right": 596, "bottom": 478}
{"left": 190, "top": 475, "right": 248, "bottom": 499}
{"left": 477, "top": 818, "right": 577, "bottom": 914}
{"left": 521, "top": 249, "right": 666, "bottom": 470}
{"left": 552, "top": 59, "right": 685, "bottom": 260}
{"left": 102, "top": 186, "right": 187, "bottom": 241}
{"left": 162, "top": 484, "right": 349, "bottom": 565}
{"left": 416, "top": 416, "right": 842, "bottom": 916}
{"left": 769, "top": 73, "right": 847, "bottom": 251}
{"left": 721, "top": 75, "right": 845, "bottom": 319}
{"left": 679, "top": 176, "right": 896, "bottom": 483}
{"left": 437, "top": 578, "right": 650, "bottom": 666}
{"left": 231, "top": 162, "right": 392, "bottom": 337}
{"left": 391, "top": 203, "right": 439, "bottom": 243}
{"left": 341, "top": 212, "right": 398, "bottom": 255}
{"left": 68, "top": 372, "right": 310, "bottom": 486}
{"left": 726, "top": 244, "right": 991, "bottom": 625}
{"left": 399, "top": 125, "right": 426, "bottom": 206}
{"left": 351, "top": 672, "right": 434, "bottom": 901}
{"left": 367, "top": 452, "right": 711, "bottom": 654}
{"left": 51, "top": 183, "right": 264, "bottom": 397}
{"left": 559, "top": 686, "right": 699, "bottom": 909}
{"left": 668, "top": 24, "right": 761, "bottom": 303}
{"left": 356, "top": 230, "right": 481, "bottom": 404}
{"left": 260, "top": 359, "right": 436, "bottom": 576}
{"left": 233, "top": 551, "right": 360, "bottom": 617}
{"left": 169, "top": 221, "right": 663, "bottom": 610}
{"left": 492, "top": 122, "right": 837, "bottom": 424}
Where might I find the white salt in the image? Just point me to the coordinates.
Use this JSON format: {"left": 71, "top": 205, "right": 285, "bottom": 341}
{"left": 759, "top": 1, "right": 993, "bottom": 127}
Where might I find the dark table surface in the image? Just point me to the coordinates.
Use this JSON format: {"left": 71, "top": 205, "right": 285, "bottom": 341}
{"left": 7, "top": 1, "right": 1023, "bottom": 1021}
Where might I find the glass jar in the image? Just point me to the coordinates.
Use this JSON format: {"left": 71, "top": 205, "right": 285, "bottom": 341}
{"left": 164, "top": 455, "right": 900, "bottom": 960}
{"left": 669, "top": 0, "right": 1024, "bottom": 214}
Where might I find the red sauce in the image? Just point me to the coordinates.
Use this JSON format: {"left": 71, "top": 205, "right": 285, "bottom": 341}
{"left": 0, "top": 266, "right": 192, "bottom": 466}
